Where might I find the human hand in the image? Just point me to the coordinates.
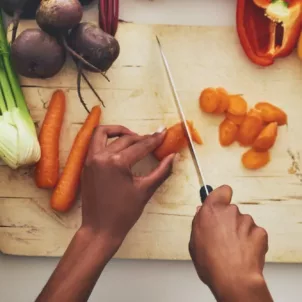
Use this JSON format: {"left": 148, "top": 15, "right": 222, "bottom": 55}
{"left": 189, "top": 186, "right": 272, "bottom": 302}
{"left": 80, "top": 125, "right": 175, "bottom": 258}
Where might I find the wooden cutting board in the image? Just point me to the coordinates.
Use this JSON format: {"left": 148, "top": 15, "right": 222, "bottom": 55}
{"left": 0, "top": 13, "right": 302, "bottom": 262}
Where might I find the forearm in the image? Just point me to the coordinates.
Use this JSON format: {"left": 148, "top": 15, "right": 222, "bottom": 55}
{"left": 211, "top": 275, "right": 273, "bottom": 302}
{"left": 36, "top": 228, "right": 119, "bottom": 302}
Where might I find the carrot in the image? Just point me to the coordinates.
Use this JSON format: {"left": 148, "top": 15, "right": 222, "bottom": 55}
{"left": 51, "top": 106, "right": 102, "bottom": 212}
{"left": 237, "top": 109, "right": 263, "bottom": 146}
{"left": 242, "top": 148, "right": 270, "bottom": 170}
{"left": 255, "top": 102, "right": 287, "bottom": 126}
{"left": 226, "top": 112, "right": 246, "bottom": 125}
{"left": 35, "top": 90, "right": 66, "bottom": 189}
{"left": 214, "top": 88, "right": 230, "bottom": 114}
{"left": 219, "top": 118, "right": 238, "bottom": 146}
{"left": 228, "top": 95, "right": 248, "bottom": 116}
{"left": 253, "top": 122, "right": 278, "bottom": 151}
{"left": 199, "top": 88, "right": 219, "bottom": 113}
{"left": 187, "top": 121, "right": 203, "bottom": 145}
{"left": 154, "top": 121, "right": 202, "bottom": 161}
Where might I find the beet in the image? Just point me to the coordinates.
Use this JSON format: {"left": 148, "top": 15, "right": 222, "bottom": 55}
{"left": 68, "top": 22, "right": 120, "bottom": 72}
{"left": 36, "top": 0, "right": 83, "bottom": 34}
{"left": 11, "top": 29, "right": 65, "bottom": 79}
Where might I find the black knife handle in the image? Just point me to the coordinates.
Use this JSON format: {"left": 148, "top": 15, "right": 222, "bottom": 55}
{"left": 200, "top": 185, "right": 213, "bottom": 203}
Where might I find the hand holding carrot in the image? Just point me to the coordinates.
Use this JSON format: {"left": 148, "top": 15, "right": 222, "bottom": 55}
{"left": 80, "top": 125, "right": 176, "bottom": 254}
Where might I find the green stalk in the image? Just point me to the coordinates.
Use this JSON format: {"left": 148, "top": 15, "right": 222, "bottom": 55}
{"left": 0, "top": 11, "right": 28, "bottom": 114}
{"left": 0, "top": 57, "right": 15, "bottom": 111}
{"left": 0, "top": 83, "right": 7, "bottom": 113}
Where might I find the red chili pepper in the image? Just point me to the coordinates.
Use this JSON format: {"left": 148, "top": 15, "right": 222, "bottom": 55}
{"left": 236, "top": 0, "right": 302, "bottom": 66}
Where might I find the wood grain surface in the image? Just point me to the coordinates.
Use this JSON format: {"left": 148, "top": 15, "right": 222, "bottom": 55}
{"left": 0, "top": 13, "right": 301, "bottom": 262}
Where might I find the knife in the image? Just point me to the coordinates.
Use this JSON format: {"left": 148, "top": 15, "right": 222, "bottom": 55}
{"left": 156, "top": 36, "right": 213, "bottom": 203}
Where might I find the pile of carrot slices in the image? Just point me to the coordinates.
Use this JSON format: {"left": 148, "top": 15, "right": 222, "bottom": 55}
{"left": 199, "top": 87, "right": 287, "bottom": 170}
{"left": 35, "top": 90, "right": 101, "bottom": 213}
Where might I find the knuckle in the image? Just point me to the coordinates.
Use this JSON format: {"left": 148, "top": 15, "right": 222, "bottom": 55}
{"left": 109, "top": 154, "right": 124, "bottom": 166}
{"left": 229, "top": 204, "right": 239, "bottom": 215}
{"left": 258, "top": 227, "right": 268, "bottom": 240}
{"left": 243, "top": 214, "right": 255, "bottom": 225}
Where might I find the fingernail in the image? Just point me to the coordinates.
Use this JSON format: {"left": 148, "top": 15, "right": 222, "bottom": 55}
{"left": 155, "top": 125, "right": 166, "bottom": 134}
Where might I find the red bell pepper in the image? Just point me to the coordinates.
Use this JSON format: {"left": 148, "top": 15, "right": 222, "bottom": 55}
{"left": 236, "top": 0, "right": 302, "bottom": 66}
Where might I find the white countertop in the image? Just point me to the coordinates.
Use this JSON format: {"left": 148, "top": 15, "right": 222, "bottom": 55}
{"left": 1, "top": 0, "right": 302, "bottom": 301}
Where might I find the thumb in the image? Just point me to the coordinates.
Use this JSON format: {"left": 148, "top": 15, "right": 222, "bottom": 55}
{"left": 204, "top": 185, "right": 233, "bottom": 207}
{"left": 139, "top": 153, "right": 176, "bottom": 195}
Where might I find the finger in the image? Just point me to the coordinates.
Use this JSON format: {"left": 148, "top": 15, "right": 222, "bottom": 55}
{"left": 204, "top": 185, "right": 233, "bottom": 207}
{"left": 121, "top": 129, "right": 166, "bottom": 167}
{"left": 238, "top": 214, "right": 255, "bottom": 237}
{"left": 87, "top": 125, "right": 134, "bottom": 162}
{"left": 106, "top": 134, "right": 150, "bottom": 154}
{"left": 138, "top": 153, "right": 175, "bottom": 195}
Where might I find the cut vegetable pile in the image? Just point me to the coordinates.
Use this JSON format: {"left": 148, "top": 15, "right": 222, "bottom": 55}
{"left": 199, "top": 87, "right": 288, "bottom": 170}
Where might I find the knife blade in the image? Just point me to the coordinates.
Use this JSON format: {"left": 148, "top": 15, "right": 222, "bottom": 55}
{"left": 155, "top": 36, "right": 213, "bottom": 202}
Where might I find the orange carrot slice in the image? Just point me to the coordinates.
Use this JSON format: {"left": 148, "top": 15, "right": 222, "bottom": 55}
{"left": 253, "top": 122, "right": 278, "bottom": 151}
{"left": 219, "top": 118, "right": 238, "bottom": 146}
{"left": 242, "top": 149, "right": 270, "bottom": 170}
{"left": 237, "top": 109, "right": 263, "bottom": 146}
{"left": 154, "top": 121, "right": 202, "bottom": 161}
{"left": 51, "top": 106, "right": 102, "bottom": 212}
{"left": 35, "top": 90, "right": 66, "bottom": 189}
{"left": 199, "top": 88, "right": 219, "bottom": 113}
{"left": 255, "top": 102, "right": 287, "bottom": 126}
{"left": 228, "top": 95, "right": 248, "bottom": 116}
{"left": 214, "top": 88, "right": 230, "bottom": 114}
{"left": 226, "top": 112, "right": 246, "bottom": 125}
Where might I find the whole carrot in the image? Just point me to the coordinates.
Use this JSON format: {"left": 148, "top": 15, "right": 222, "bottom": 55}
{"left": 35, "top": 90, "right": 66, "bottom": 189}
{"left": 51, "top": 106, "right": 101, "bottom": 212}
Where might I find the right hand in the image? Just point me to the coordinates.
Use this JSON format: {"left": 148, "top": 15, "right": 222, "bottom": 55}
{"left": 189, "top": 185, "right": 271, "bottom": 301}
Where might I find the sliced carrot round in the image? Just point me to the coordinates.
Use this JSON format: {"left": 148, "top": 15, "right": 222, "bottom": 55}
{"left": 228, "top": 95, "right": 248, "bottom": 116}
{"left": 237, "top": 109, "right": 263, "bottom": 146}
{"left": 255, "top": 102, "right": 287, "bottom": 126}
{"left": 214, "top": 88, "right": 230, "bottom": 114}
{"left": 242, "top": 149, "right": 270, "bottom": 170}
{"left": 219, "top": 118, "right": 238, "bottom": 146}
{"left": 253, "top": 122, "right": 278, "bottom": 151}
{"left": 226, "top": 112, "right": 246, "bottom": 125}
{"left": 199, "top": 88, "right": 219, "bottom": 113}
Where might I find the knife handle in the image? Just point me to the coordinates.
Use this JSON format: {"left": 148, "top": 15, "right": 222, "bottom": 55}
{"left": 200, "top": 185, "right": 213, "bottom": 203}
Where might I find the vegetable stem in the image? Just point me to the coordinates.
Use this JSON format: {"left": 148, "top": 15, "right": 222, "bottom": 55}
{"left": 0, "top": 58, "right": 16, "bottom": 110}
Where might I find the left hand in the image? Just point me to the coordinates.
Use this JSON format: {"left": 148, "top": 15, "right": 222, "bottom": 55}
{"left": 81, "top": 125, "right": 175, "bottom": 258}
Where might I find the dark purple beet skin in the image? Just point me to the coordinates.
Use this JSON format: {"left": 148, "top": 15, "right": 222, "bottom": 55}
{"left": 11, "top": 28, "right": 66, "bottom": 78}
{"left": 68, "top": 22, "right": 120, "bottom": 72}
{"left": 36, "top": 0, "right": 83, "bottom": 34}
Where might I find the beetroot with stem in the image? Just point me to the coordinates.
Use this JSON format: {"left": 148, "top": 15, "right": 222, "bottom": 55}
{"left": 36, "top": 0, "right": 108, "bottom": 75}
{"left": 68, "top": 22, "right": 120, "bottom": 111}
{"left": 68, "top": 22, "right": 120, "bottom": 72}
{"left": 11, "top": 28, "right": 65, "bottom": 79}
